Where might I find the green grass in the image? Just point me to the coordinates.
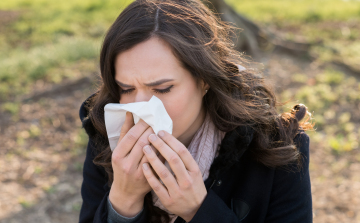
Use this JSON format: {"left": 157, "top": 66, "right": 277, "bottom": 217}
{"left": 0, "top": 0, "right": 134, "bottom": 101}
{"left": 0, "top": 0, "right": 175, "bottom": 95}
{"left": 0, "top": 37, "right": 100, "bottom": 99}
{"left": 280, "top": 68, "right": 360, "bottom": 154}
{"left": 225, "top": 0, "right": 360, "bottom": 24}
{"left": 0, "top": 0, "right": 132, "bottom": 46}
{"left": 225, "top": 0, "right": 360, "bottom": 86}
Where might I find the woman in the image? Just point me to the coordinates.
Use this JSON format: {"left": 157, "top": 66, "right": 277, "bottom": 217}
{"left": 78, "top": 0, "right": 314, "bottom": 222}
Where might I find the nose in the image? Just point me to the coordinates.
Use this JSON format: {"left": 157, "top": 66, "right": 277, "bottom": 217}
{"left": 134, "top": 91, "right": 152, "bottom": 103}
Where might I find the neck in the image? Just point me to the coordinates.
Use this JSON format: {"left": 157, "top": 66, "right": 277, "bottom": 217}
{"left": 178, "top": 106, "right": 207, "bottom": 148}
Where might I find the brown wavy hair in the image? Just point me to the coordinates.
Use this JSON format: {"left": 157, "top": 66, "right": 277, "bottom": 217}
{"left": 84, "top": 0, "right": 315, "bottom": 222}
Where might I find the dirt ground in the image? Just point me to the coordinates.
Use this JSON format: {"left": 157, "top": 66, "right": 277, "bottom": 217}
{"left": 1, "top": 51, "right": 359, "bottom": 223}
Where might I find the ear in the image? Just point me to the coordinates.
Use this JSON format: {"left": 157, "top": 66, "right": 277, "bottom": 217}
{"left": 204, "top": 82, "right": 210, "bottom": 91}
{"left": 200, "top": 79, "right": 210, "bottom": 94}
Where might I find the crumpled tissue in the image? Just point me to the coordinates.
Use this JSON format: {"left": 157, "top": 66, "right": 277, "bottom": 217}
{"left": 104, "top": 95, "right": 173, "bottom": 151}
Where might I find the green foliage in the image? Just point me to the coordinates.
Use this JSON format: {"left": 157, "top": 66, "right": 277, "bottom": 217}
{"left": 0, "top": 0, "right": 131, "bottom": 100}
{"left": 44, "top": 186, "right": 56, "bottom": 194}
{"left": 291, "top": 73, "right": 308, "bottom": 83}
{"left": 0, "top": 38, "right": 99, "bottom": 99}
{"left": 29, "top": 124, "right": 41, "bottom": 138}
{"left": 224, "top": 0, "right": 360, "bottom": 23}
{"left": 281, "top": 68, "right": 360, "bottom": 154}
{"left": 18, "top": 197, "right": 33, "bottom": 208}
{"left": 315, "top": 69, "right": 345, "bottom": 85}
{"left": 0, "top": 0, "right": 132, "bottom": 45}
{"left": 71, "top": 129, "right": 88, "bottom": 156}
{"left": 226, "top": 0, "right": 360, "bottom": 70}
{"left": 34, "top": 166, "right": 43, "bottom": 174}
{"left": 74, "top": 128, "right": 88, "bottom": 149}
{"left": 1, "top": 102, "right": 20, "bottom": 114}
{"left": 296, "top": 84, "right": 337, "bottom": 111}
{"left": 72, "top": 203, "right": 82, "bottom": 211}
{"left": 310, "top": 41, "right": 360, "bottom": 69}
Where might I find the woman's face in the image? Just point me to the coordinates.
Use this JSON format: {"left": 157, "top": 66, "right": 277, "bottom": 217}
{"left": 114, "top": 36, "right": 209, "bottom": 147}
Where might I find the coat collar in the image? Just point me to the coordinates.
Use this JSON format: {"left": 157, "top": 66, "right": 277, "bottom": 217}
{"left": 206, "top": 124, "right": 254, "bottom": 180}
{"left": 221, "top": 125, "right": 254, "bottom": 155}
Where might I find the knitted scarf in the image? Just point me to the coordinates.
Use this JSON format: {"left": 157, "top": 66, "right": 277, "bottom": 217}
{"left": 151, "top": 111, "right": 227, "bottom": 223}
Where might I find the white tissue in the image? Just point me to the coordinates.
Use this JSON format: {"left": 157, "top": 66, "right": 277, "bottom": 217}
{"left": 104, "top": 95, "right": 173, "bottom": 151}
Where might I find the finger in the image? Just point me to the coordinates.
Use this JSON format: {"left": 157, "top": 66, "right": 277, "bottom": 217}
{"left": 114, "top": 118, "right": 150, "bottom": 157}
{"left": 118, "top": 112, "right": 134, "bottom": 143}
{"left": 148, "top": 133, "right": 191, "bottom": 184}
{"left": 139, "top": 154, "right": 149, "bottom": 169}
{"left": 143, "top": 145, "right": 179, "bottom": 192}
{"left": 148, "top": 144, "right": 163, "bottom": 162}
{"left": 138, "top": 155, "right": 159, "bottom": 178}
{"left": 150, "top": 145, "right": 166, "bottom": 178}
{"left": 138, "top": 147, "right": 163, "bottom": 172}
{"left": 157, "top": 131, "right": 198, "bottom": 173}
{"left": 127, "top": 126, "right": 154, "bottom": 165}
{"left": 142, "top": 162, "right": 170, "bottom": 200}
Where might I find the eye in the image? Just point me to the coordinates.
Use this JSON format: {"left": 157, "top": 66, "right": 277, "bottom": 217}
{"left": 120, "top": 88, "right": 134, "bottom": 95}
{"left": 154, "top": 85, "right": 173, "bottom": 94}
{"left": 119, "top": 85, "right": 173, "bottom": 95}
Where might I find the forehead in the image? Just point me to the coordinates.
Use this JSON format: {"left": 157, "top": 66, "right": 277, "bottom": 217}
{"left": 114, "top": 37, "right": 185, "bottom": 81}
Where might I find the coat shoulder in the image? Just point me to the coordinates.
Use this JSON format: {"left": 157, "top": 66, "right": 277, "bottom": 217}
{"left": 294, "top": 130, "right": 310, "bottom": 157}
{"left": 79, "top": 92, "right": 98, "bottom": 138}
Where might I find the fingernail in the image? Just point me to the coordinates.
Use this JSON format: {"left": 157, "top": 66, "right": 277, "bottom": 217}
{"left": 144, "top": 145, "right": 152, "bottom": 154}
{"left": 142, "top": 163, "right": 149, "bottom": 170}
{"left": 149, "top": 134, "right": 157, "bottom": 142}
{"left": 158, "top": 131, "right": 165, "bottom": 138}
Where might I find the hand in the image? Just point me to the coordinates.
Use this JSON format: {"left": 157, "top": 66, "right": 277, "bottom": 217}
{"left": 109, "top": 112, "right": 165, "bottom": 217}
{"left": 141, "top": 130, "right": 207, "bottom": 222}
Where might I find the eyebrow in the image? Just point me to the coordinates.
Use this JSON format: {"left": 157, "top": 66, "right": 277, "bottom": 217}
{"left": 115, "top": 78, "right": 175, "bottom": 87}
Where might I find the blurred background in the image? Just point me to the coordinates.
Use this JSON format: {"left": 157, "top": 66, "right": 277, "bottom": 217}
{"left": 0, "top": 0, "right": 359, "bottom": 222}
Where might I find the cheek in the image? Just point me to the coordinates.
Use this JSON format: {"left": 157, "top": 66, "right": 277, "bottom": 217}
{"left": 162, "top": 88, "right": 202, "bottom": 138}
{"left": 165, "top": 101, "right": 186, "bottom": 131}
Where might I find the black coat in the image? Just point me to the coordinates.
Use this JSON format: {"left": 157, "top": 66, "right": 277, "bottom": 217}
{"left": 78, "top": 94, "right": 312, "bottom": 223}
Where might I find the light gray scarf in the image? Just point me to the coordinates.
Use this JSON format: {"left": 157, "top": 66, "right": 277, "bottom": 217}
{"left": 151, "top": 111, "right": 226, "bottom": 222}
